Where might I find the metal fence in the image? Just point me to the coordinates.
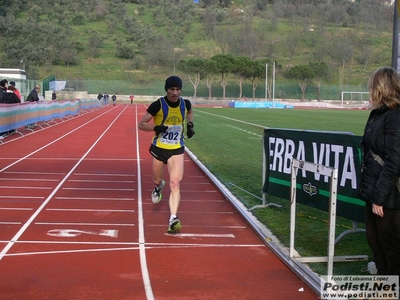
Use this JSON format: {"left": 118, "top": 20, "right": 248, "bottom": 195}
{"left": 1, "top": 77, "right": 368, "bottom": 101}
{"left": 62, "top": 79, "right": 368, "bottom": 101}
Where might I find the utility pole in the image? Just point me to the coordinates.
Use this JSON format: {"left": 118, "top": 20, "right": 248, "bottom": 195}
{"left": 392, "top": 0, "right": 400, "bottom": 72}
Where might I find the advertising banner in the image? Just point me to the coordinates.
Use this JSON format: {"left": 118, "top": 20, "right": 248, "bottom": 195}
{"left": 263, "top": 128, "right": 365, "bottom": 222}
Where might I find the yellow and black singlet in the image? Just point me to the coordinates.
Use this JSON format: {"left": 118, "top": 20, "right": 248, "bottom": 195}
{"left": 150, "top": 97, "right": 188, "bottom": 150}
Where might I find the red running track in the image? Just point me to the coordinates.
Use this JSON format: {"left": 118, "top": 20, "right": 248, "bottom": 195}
{"left": 0, "top": 104, "right": 319, "bottom": 299}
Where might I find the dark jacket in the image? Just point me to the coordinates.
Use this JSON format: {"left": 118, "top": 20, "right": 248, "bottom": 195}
{"left": 6, "top": 91, "right": 21, "bottom": 104}
{"left": 0, "top": 87, "right": 6, "bottom": 103}
{"left": 26, "top": 88, "right": 39, "bottom": 102}
{"left": 359, "top": 105, "right": 400, "bottom": 209}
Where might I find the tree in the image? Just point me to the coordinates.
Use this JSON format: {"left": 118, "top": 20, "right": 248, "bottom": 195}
{"left": 245, "top": 59, "right": 268, "bottom": 100}
{"left": 115, "top": 41, "right": 135, "bottom": 59}
{"left": 88, "top": 33, "right": 103, "bottom": 58}
{"left": 204, "top": 59, "right": 218, "bottom": 100}
{"left": 177, "top": 58, "right": 208, "bottom": 99}
{"left": 210, "top": 54, "right": 236, "bottom": 100}
{"left": 329, "top": 39, "right": 353, "bottom": 68}
{"left": 284, "top": 64, "right": 315, "bottom": 101}
{"left": 232, "top": 56, "right": 252, "bottom": 99}
{"left": 285, "top": 31, "right": 301, "bottom": 61}
{"left": 309, "top": 62, "right": 329, "bottom": 101}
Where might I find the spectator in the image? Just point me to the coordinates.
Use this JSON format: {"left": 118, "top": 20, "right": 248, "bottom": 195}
{"left": 97, "top": 92, "right": 103, "bottom": 101}
{"left": 25, "top": 85, "right": 40, "bottom": 129}
{"left": 0, "top": 79, "right": 8, "bottom": 103}
{"left": 9, "top": 81, "right": 21, "bottom": 100}
{"left": 26, "top": 85, "right": 40, "bottom": 102}
{"left": 7, "top": 86, "right": 21, "bottom": 103}
{"left": 0, "top": 79, "right": 8, "bottom": 139}
{"left": 112, "top": 94, "right": 116, "bottom": 106}
{"left": 3, "top": 85, "right": 21, "bottom": 136}
{"left": 103, "top": 92, "right": 109, "bottom": 105}
{"left": 359, "top": 67, "right": 400, "bottom": 275}
{"left": 52, "top": 91, "right": 57, "bottom": 100}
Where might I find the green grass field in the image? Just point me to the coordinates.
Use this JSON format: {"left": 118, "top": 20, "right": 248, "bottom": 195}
{"left": 185, "top": 107, "right": 372, "bottom": 276}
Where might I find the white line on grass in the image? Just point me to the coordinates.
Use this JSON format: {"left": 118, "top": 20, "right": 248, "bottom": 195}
{"left": 196, "top": 109, "right": 266, "bottom": 129}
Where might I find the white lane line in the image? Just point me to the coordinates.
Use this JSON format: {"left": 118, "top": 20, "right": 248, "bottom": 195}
{"left": 0, "top": 186, "right": 52, "bottom": 189}
{"left": 3, "top": 247, "right": 141, "bottom": 257}
{"left": 35, "top": 222, "right": 135, "bottom": 226}
{"left": 46, "top": 208, "right": 135, "bottom": 213}
{"left": 0, "top": 222, "right": 21, "bottom": 225}
{"left": 0, "top": 107, "right": 115, "bottom": 174}
{"left": 73, "top": 173, "right": 135, "bottom": 177}
{"left": 1, "top": 243, "right": 265, "bottom": 257}
{"left": 0, "top": 196, "right": 44, "bottom": 199}
{"left": 1, "top": 240, "right": 139, "bottom": 245}
{"left": 136, "top": 104, "right": 155, "bottom": 300}
{"left": 75, "top": 158, "right": 136, "bottom": 161}
{"left": 148, "top": 225, "right": 246, "bottom": 229}
{"left": 68, "top": 180, "right": 135, "bottom": 183}
{"left": 180, "top": 190, "right": 217, "bottom": 193}
{"left": 62, "top": 187, "right": 135, "bottom": 191}
{"left": 0, "top": 178, "right": 59, "bottom": 182}
{"left": 182, "top": 199, "right": 224, "bottom": 202}
{"left": 146, "top": 210, "right": 234, "bottom": 215}
{"left": 164, "top": 233, "right": 235, "bottom": 238}
{"left": 0, "top": 106, "right": 129, "bottom": 260}
{"left": 0, "top": 208, "right": 33, "bottom": 211}
{"left": 55, "top": 197, "right": 135, "bottom": 201}
{"left": 1, "top": 158, "right": 136, "bottom": 161}
{"left": 3, "top": 172, "right": 64, "bottom": 175}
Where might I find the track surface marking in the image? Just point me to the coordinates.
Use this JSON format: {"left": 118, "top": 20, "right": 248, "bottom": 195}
{"left": 0, "top": 105, "right": 318, "bottom": 299}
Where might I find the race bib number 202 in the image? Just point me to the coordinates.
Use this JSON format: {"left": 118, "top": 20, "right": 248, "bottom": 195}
{"left": 160, "top": 125, "right": 182, "bottom": 145}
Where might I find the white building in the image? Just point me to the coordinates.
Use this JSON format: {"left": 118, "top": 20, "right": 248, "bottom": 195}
{"left": 0, "top": 68, "right": 27, "bottom": 80}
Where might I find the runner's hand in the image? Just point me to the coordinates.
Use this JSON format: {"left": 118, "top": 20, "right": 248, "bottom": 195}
{"left": 154, "top": 125, "right": 168, "bottom": 135}
{"left": 187, "top": 122, "right": 195, "bottom": 138}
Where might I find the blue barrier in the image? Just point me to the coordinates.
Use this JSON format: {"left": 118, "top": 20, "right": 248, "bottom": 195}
{"left": 0, "top": 99, "right": 103, "bottom": 133}
{"left": 231, "top": 101, "right": 293, "bottom": 109}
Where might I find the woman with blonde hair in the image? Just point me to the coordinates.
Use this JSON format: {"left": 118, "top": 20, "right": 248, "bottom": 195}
{"left": 359, "top": 67, "right": 400, "bottom": 275}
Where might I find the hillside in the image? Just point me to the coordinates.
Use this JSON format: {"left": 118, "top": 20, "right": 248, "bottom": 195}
{"left": 0, "top": 0, "right": 395, "bottom": 97}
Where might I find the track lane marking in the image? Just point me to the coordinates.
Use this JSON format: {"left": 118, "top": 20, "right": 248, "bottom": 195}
{"left": 0, "top": 107, "right": 117, "bottom": 174}
{"left": 0, "top": 186, "right": 52, "bottom": 189}
{"left": 0, "top": 178, "right": 59, "bottom": 182}
{"left": 0, "top": 106, "right": 129, "bottom": 260}
{"left": 0, "top": 196, "right": 44, "bottom": 199}
{"left": 0, "top": 222, "right": 21, "bottom": 225}
{"left": 1, "top": 243, "right": 265, "bottom": 257}
{"left": 164, "top": 233, "right": 235, "bottom": 238}
{"left": 135, "top": 104, "right": 155, "bottom": 300}
{"left": 35, "top": 222, "right": 135, "bottom": 226}
{"left": 68, "top": 179, "right": 135, "bottom": 183}
{"left": 62, "top": 187, "right": 135, "bottom": 191}
{"left": 0, "top": 208, "right": 33, "bottom": 211}
{"left": 45, "top": 208, "right": 135, "bottom": 212}
{"left": 54, "top": 197, "right": 135, "bottom": 201}
{"left": 73, "top": 173, "right": 135, "bottom": 176}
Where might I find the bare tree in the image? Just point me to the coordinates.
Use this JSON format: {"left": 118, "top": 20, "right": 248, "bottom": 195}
{"left": 88, "top": 33, "right": 103, "bottom": 58}
{"left": 328, "top": 38, "right": 354, "bottom": 69}
{"left": 285, "top": 31, "right": 301, "bottom": 61}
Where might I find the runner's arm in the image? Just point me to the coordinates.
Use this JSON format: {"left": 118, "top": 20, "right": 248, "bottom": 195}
{"left": 138, "top": 112, "right": 155, "bottom": 132}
